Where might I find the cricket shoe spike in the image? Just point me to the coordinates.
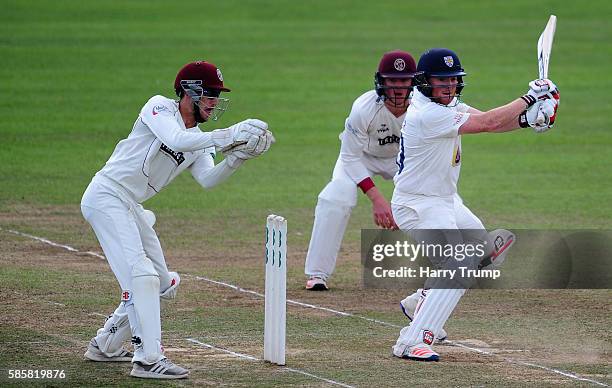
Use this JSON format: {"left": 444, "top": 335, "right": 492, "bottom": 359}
{"left": 130, "top": 358, "right": 189, "bottom": 379}
{"left": 305, "top": 276, "right": 329, "bottom": 291}
{"left": 479, "top": 229, "right": 516, "bottom": 270}
{"left": 84, "top": 338, "right": 133, "bottom": 362}
{"left": 400, "top": 344, "right": 440, "bottom": 362}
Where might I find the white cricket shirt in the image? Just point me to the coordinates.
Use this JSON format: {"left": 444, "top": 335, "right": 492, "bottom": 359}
{"left": 393, "top": 89, "right": 470, "bottom": 198}
{"left": 339, "top": 90, "right": 406, "bottom": 184}
{"left": 95, "top": 95, "right": 217, "bottom": 202}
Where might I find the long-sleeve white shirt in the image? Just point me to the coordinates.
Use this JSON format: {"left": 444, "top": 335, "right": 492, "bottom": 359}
{"left": 96, "top": 95, "right": 235, "bottom": 203}
{"left": 339, "top": 90, "right": 405, "bottom": 185}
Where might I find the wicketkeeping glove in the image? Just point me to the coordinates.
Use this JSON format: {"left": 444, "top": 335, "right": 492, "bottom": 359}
{"left": 211, "top": 119, "right": 269, "bottom": 151}
{"left": 223, "top": 129, "right": 275, "bottom": 168}
{"left": 231, "top": 129, "right": 275, "bottom": 157}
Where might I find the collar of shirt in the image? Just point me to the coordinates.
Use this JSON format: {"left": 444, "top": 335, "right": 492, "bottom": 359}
{"left": 412, "top": 89, "right": 459, "bottom": 109}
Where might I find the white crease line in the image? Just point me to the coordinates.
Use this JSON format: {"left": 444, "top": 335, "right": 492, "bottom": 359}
{"left": 191, "top": 275, "right": 401, "bottom": 328}
{"left": 186, "top": 338, "right": 258, "bottom": 361}
{"left": 187, "top": 338, "right": 354, "bottom": 388}
{"left": 13, "top": 290, "right": 65, "bottom": 307}
{"left": 450, "top": 342, "right": 608, "bottom": 387}
{"left": 83, "top": 251, "right": 105, "bottom": 259}
{"left": 20, "top": 296, "right": 352, "bottom": 387}
{"left": 282, "top": 367, "right": 354, "bottom": 388}
{"left": 517, "top": 361, "right": 608, "bottom": 387}
{"left": 2, "top": 228, "right": 79, "bottom": 252}
{"left": 3, "top": 227, "right": 608, "bottom": 387}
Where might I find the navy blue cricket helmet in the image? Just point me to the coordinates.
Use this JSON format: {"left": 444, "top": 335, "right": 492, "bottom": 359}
{"left": 415, "top": 48, "right": 467, "bottom": 99}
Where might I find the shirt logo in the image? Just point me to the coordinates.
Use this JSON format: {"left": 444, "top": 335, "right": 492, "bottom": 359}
{"left": 378, "top": 134, "right": 400, "bottom": 146}
{"left": 152, "top": 105, "right": 169, "bottom": 116}
{"left": 394, "top": 58, "right": 406, "bottom": 71}
{"left": 453, "top": 113, "right": 465, "bottom": 125}
{"left": 444, "top": 56, "right": 454, "bottom": 67}
{"left": 452, "top": 144, "right": 461, "bottom": 166}
{"left": 377, "top": 124, "right": 390, "bottom": 133}
{"left": 346, "top": 121, "right": 357, "bottom": 135}
{"left": 423, "top": 330, "right": 434, "bottom": 345}
{"left": 160, "top": 143, "right": 185, "bottom": 165}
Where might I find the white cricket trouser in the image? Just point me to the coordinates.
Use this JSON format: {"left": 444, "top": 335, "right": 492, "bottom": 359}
{"left": 305, "top": 154, "right": 397, "bottom": 280}
{"left": 390, "top": 193, "right": 485, "bottom": 355}
{"left": 81, "top": 175, "right": 174, "bottom": 362}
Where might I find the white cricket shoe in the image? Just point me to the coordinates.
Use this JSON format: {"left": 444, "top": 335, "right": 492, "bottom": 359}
{"left": 84, "top": 339, "right": 133, "bottom": 362}
{"left": 305, "top": 276, "right": 328, "bottom": 291}
{"left": 130, "top": 358, "right": 189, "bottom": 379}
{"left": 400, "top": 291, "right": 448, "bottom": 342}
{"left": 399, "top": 344, "right": 439, "bottom": 362}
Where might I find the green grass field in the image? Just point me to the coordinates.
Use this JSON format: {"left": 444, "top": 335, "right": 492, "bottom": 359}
{"left": 1, "top": 0, "right": 611, "bottom": 386}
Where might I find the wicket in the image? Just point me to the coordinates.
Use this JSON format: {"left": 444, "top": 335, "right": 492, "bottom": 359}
{"left": 264, "top": 215, "right": 287, "bottom": 365}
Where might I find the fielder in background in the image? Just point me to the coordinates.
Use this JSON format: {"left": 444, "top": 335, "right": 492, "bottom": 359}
{"left": 304, "top": 50, "right": 420, "bottom": 291}
{"left": 391, "top": 48, "right": 559, "bottom": 362}
{"left": 81, "top": 61, "right": 274, "bottom": 379}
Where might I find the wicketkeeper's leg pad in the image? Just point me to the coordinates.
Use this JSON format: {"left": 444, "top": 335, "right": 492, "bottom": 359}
{"left": 94, "top": 303, "right": 131, "bottom": 357}
{"left": 126, "top": 257, "right": 163, "bottom": 364}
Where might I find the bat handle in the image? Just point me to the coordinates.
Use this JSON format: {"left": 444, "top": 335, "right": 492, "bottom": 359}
{"left": 536, "top": 107, "right": 546, "bottom": 126}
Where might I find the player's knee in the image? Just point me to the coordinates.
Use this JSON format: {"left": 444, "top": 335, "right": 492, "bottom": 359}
{"left": 143, "top": 209, "right": 156, "bottom": 227}
{"left": 318, "top": 179, "right": 358, "bottom": 207}
{"left": 131, "top": 257, "right": 158, "bottom": 278}
{"left": 128, "top": 258, "right": 161, "bottom": 319}
{"left": 80, "top": 204, "right": 100, "bottom": 224}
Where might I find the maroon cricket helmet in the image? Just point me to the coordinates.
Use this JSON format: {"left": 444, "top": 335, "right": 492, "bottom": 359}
{"left": 174, "top": 61, "right": 230, "bottom": 97}
{"left": 374, "top": 50, "right": 419, "bottom": 102}
{"left": 377, "top": 50, "right": 418, "bottom": 78}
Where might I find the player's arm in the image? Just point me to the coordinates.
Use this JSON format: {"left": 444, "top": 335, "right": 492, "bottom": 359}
{"left": 363, "top": 185, "right": 398, "bottom": 230}
{"left": 340, "top": 118, "right": 397, "bottom": 230}
{"left": 142, "top": 97, "right": 269, "bottom": 152}
{"left": 190, "top": 124, "right": 274, "bottom": 188}
{"left": 339, "top": 119, "right": 370, "bottom": 184}
{"left": 189, "top": 149, "right": 239, "bottom": 189}
{"left": 141, "top": 97, "right": 217, "bottom": 151}
{"left": 459, "top": 79, "right": 559, "bottom": 135}
{"left": 458, "top": 98, "right": 527, "bottom": 134}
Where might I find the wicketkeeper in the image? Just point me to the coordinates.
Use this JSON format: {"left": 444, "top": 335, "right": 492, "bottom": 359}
{"left": 81, "top": 60, "right": 274, "bottom": 379}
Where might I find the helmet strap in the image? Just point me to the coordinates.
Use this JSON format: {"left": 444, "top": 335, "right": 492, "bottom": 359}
{"left": 374, "top": 72, "right": 385, "bottom": 98}
{"left": 193, "top": 101, "right": 205, "bottom": 123}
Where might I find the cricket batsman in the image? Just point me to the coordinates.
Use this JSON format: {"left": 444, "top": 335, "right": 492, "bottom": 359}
{"left": 391, "top": 48, "right": 559, "bottom": 361}
{"left": 80, "top": 60, "right": 274, "bottom": 378}
{"left": 305, "top": 51, "right": 420, "bottom": 291}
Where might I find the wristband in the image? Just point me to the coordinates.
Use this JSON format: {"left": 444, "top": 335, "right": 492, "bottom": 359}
{"left": 521, "top": 94, "right": 537, "bottom": 108}
{"left": 357, "top": 177, "right": 375, "bottom": 194}
{"left": 518, "top": 111, "right": 529, "bottom": 128}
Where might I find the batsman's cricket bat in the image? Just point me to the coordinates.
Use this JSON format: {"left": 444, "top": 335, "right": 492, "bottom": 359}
{"left": 538, "top": 15, "right": 556, "bottom": 79}
{"left": 535, "top": 15, "right": 557, "bottom": 125}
